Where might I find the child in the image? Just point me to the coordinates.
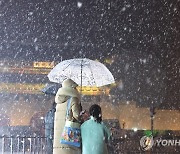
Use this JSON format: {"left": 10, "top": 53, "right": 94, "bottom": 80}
{"left": 81, "top": 104, "right": 111, "bottom": 154}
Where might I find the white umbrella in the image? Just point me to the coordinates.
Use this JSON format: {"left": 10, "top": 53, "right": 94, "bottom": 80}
{"left": 47, "top": 58, "right": 115, "bottom": 87}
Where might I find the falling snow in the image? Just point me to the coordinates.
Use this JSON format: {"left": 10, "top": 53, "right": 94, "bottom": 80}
{"left": 0, "top": 0, "right": 179, "bottom": 153}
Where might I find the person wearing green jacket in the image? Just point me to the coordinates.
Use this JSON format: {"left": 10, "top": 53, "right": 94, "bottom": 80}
{"left": 81, "top": 104, "right": 111, "bottom": 154}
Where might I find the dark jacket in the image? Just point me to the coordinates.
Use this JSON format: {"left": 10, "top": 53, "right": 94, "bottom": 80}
{"left": 45, "top": 103, "right": 56, "bottom": 139}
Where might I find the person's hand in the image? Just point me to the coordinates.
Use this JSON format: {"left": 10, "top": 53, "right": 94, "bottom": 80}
{"left": 80, "top": 110, "right": 86, "bottom": 116}
{"left": 80, "top": 110, "right": 90, "bottom": 122}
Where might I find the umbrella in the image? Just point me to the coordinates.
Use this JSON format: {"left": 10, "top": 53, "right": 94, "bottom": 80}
{"left": 47, "top": 58, "right": 115, "bottom": 87}
{"left": 41, "top": 83, "right": 61, "bottom": 96}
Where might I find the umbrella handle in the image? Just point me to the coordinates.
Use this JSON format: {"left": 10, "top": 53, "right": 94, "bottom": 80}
{"left": 80, "top": 59, "right": 83, "bottom": 106}
{"left": 80, "top": 59, "right": 83, "bottom": 91}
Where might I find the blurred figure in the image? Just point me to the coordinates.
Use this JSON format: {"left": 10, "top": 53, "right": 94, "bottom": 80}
{"left": 53, "top": 79, "right": 82, "bottom": 154}
{"left": 45, "top": 102, "right": 56, "bottom": 154}
{"left": 81, "top": 104, "right": 111, "bottom": 154}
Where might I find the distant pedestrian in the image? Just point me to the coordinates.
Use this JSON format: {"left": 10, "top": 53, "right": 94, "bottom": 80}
{"left": 81, "top": 104, "right": 111, "bottom": 154}
{"left": 45, "top": 102, "right": 56, "bottom": 154}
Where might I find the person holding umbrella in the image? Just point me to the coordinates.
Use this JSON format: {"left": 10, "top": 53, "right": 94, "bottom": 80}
{"left": 42, "top": 83, "right": 60, "bottom": 153}
{"left": 53, "top": 79, "right": 82, "bottom": 154}
{"left": 45, "top": 102, "right": 56, "bottom": 154}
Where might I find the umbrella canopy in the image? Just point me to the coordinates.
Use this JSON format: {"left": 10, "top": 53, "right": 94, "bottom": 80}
{"left": 41, "top": 83, "right": 61, "bottom": 96}
{"left": 47, "top": 58, "right": 115, "bottom": 87}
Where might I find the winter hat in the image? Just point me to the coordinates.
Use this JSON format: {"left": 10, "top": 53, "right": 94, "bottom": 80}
{"left": 62, "top": 79, "right": 78, "bottom": 88}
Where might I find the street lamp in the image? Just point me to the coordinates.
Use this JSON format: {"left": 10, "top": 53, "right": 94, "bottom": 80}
{"left": 150, "top": 105, "right": 156, "bottom": 136}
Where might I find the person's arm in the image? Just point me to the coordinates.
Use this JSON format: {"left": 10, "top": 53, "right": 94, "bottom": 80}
{"left": 80, "top": 110, "right": 90, "bottom": 122}
{"left": 71, "top": 97, "right": 81, "bottom": 122}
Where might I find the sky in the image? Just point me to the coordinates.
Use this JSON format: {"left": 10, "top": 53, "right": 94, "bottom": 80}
{"left": 0, "top": 0, "right": 179, "bottom": 109}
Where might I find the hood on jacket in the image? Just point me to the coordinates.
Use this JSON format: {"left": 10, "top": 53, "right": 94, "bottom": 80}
{"left": 55, "top": 87, "right": 80, "bottom": 104}
{"left": 55, "top": 79, "right": 80, "bottom": 104}
{"left": 62, "top": 79, "right": 78, "bottom": 88}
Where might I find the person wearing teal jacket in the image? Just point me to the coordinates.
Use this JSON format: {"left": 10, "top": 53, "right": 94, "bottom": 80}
{"left": 81, "top": 104, "right": 111, "bottom": 154}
